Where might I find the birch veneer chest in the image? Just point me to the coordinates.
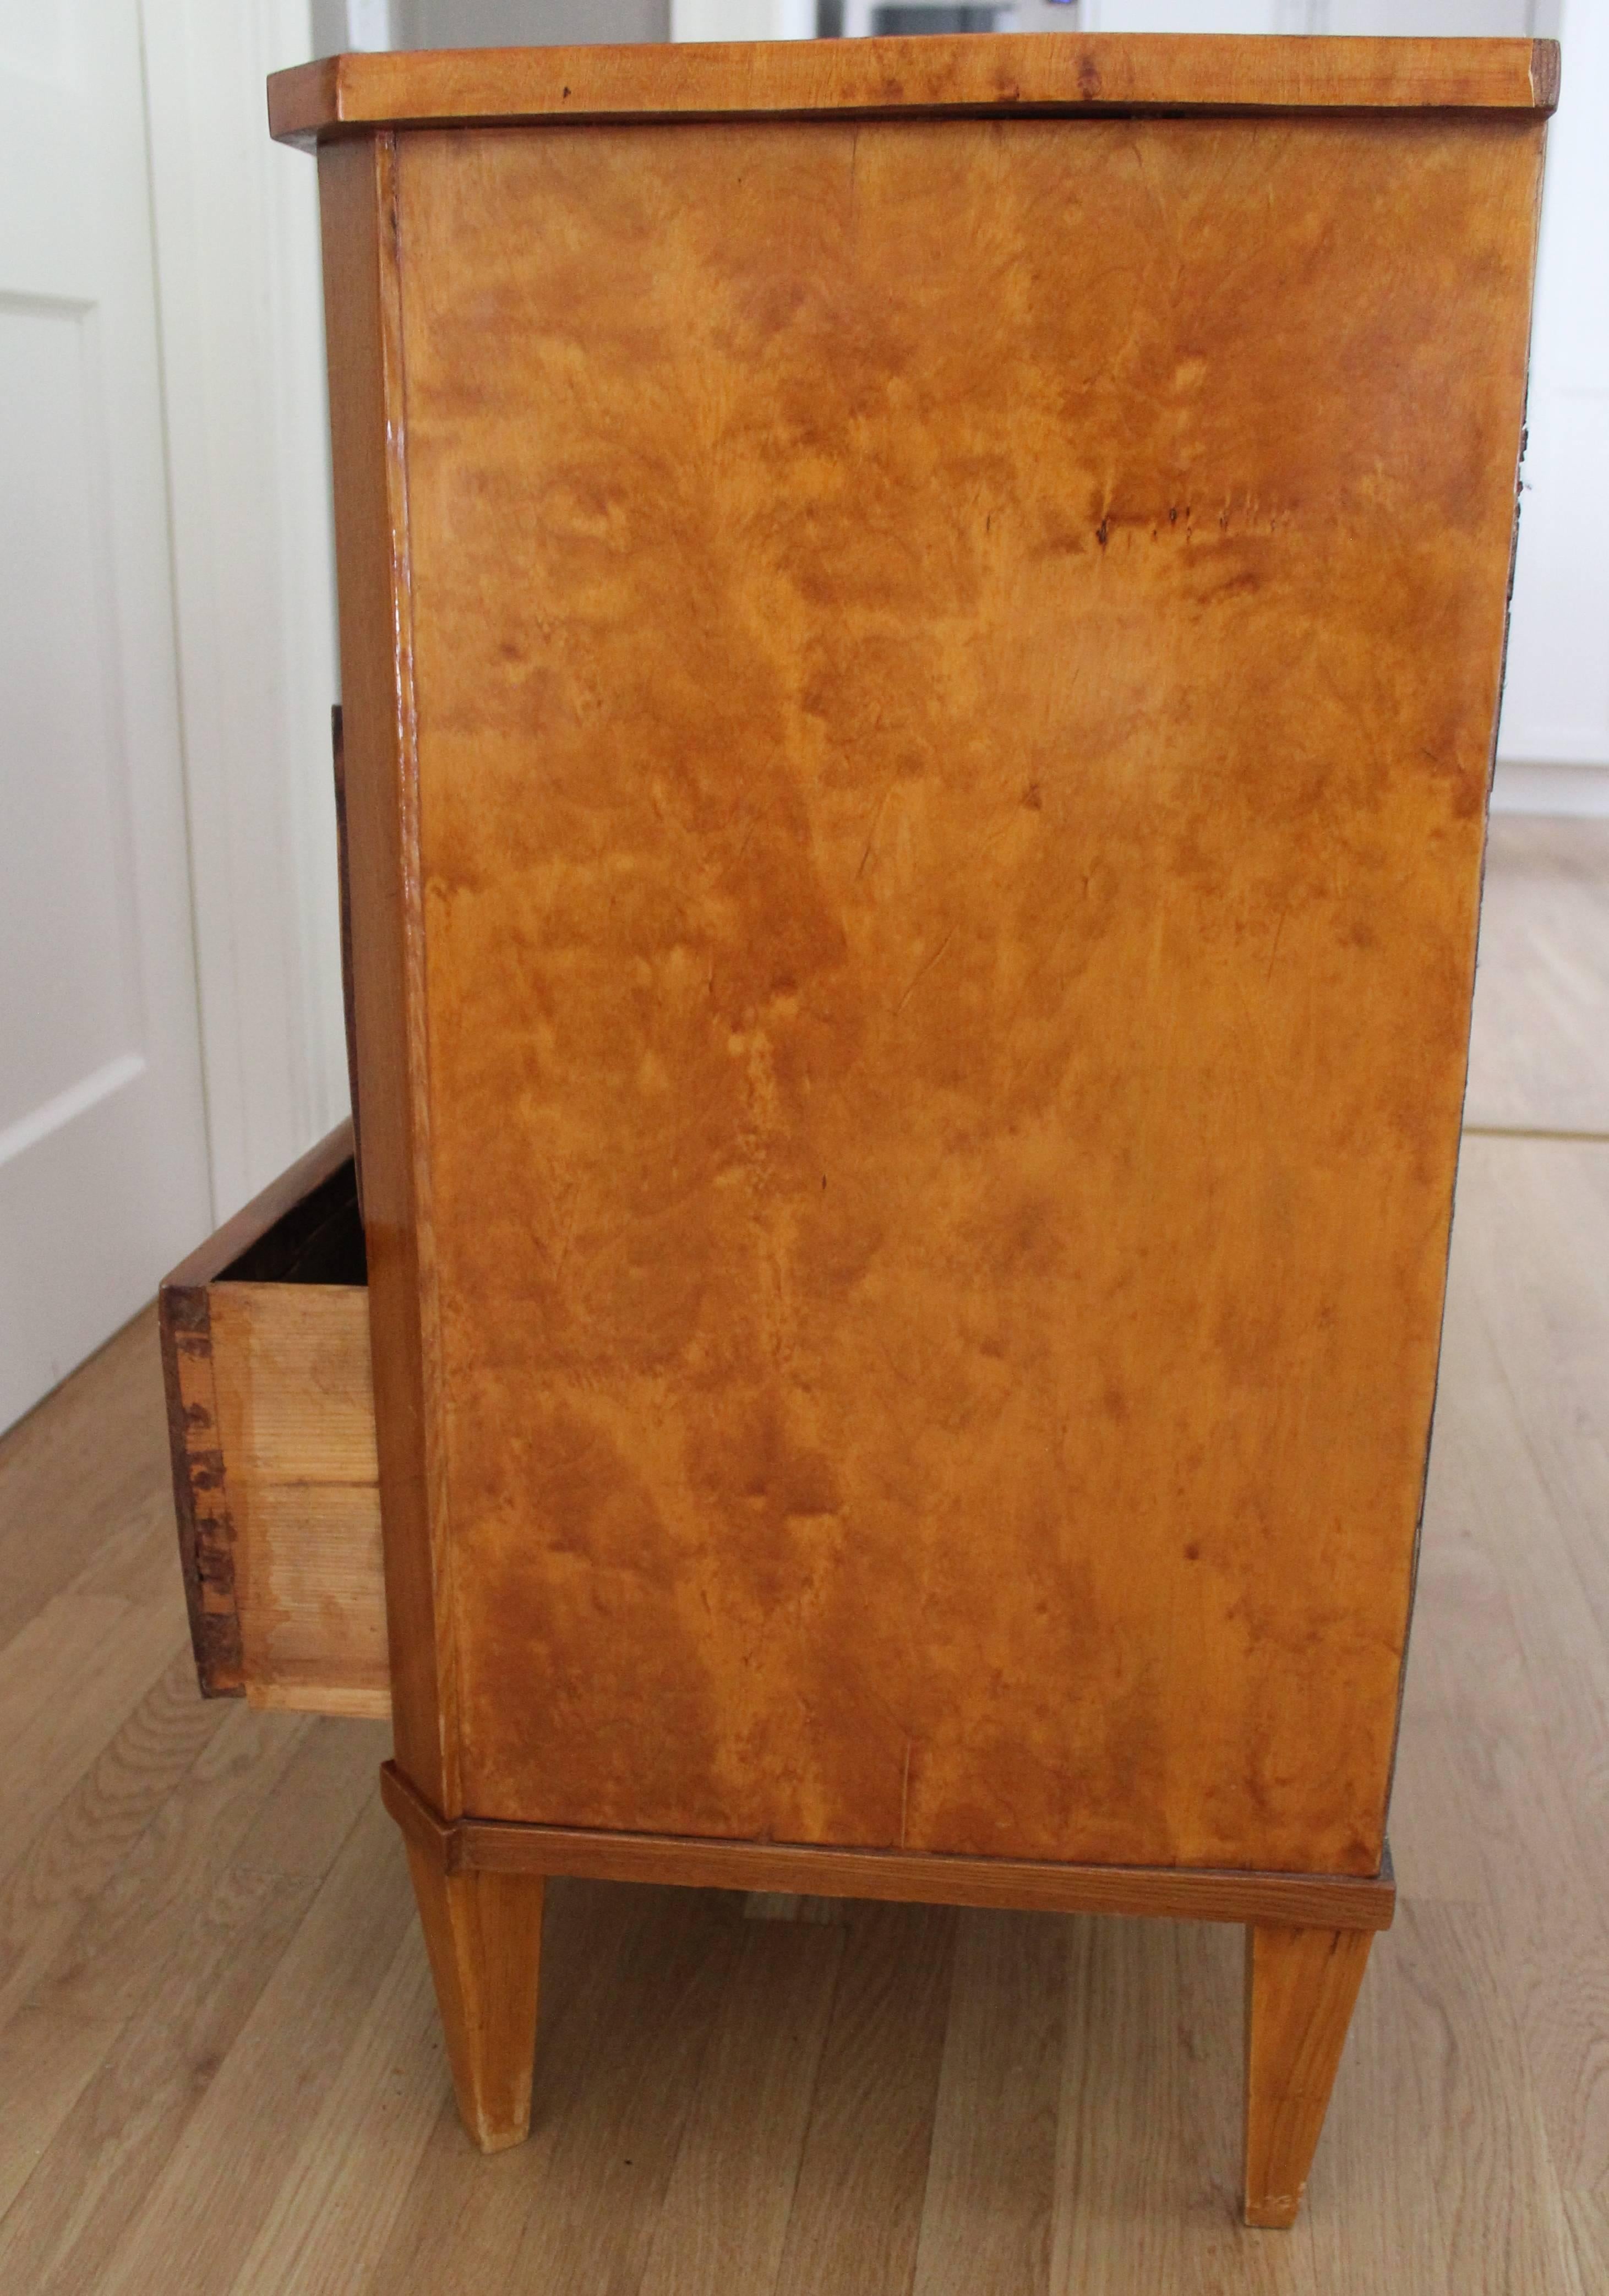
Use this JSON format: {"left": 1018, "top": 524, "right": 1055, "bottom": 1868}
{"left": 160, "top": 30, "right": 1555, "bottom": 2226}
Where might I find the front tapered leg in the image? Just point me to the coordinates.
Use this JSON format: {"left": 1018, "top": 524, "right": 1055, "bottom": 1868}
{"left": 405, "top": 1841, "right": 546, "bottom": 2152}
{"left": 1243, "top": 1922, "right": 1373, "bottom": 2228}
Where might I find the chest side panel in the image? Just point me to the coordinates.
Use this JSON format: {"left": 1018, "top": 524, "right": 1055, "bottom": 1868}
{"left": 395, "top": 112, "right": 1539, "bottom": 1870}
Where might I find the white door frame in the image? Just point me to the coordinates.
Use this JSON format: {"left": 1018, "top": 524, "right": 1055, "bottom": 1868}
{"left": 140, "top": 0, "right": 347, "bottom": 1225}
{"left": 1, "top": 0, "right": 215, "bottom": 1424}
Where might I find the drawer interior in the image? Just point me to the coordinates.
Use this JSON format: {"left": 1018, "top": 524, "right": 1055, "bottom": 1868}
{"left": 160, "top": 1121, "right": 390, "bottom": 1719}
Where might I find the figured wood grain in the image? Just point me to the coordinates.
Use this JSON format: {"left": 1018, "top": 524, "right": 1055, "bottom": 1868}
{"left": 1243, "top": 1923, "right": 1374, "bottom": 2228}
{"left": 268, "top": 34, "right": 1557, "bottom": 147}
{"left": 317, "top": 133, "right": 456, "bottom": 1810}
{"left": 385, "top": 107, "right": 1543, "bottom": 1877}
{"left": 278, "top": 52, "right": 1553, "bottom": 2208}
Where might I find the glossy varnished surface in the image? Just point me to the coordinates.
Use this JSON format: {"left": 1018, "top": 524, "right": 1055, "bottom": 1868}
{"left": 268, "top": 33, "right": 1557, "bottom": 146}
{"left": 387, "top": 112, "right": 1541, "bottom": 1869}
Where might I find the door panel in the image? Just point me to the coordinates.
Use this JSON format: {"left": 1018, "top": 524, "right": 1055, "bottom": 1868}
{"left": 0, "top": 1, "right": 211, "bottom": 1427}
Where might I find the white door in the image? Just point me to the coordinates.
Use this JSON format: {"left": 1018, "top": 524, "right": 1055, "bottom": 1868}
{"left": 1496, "top": 0, "right": 1609, "bottom": 782}
{"left": 0, "top": 0, "right": 212, "bottom": 1428}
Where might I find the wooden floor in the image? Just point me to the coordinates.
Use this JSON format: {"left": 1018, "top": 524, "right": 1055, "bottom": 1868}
{"left": 3, "top": 813, "right": 1607, "bottom": 2295}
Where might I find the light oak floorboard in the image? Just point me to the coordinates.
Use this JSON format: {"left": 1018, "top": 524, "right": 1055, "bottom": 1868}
{"left": 499, "top": 1886, "right": 750, "bottom": 2296}
{"left": 0, "top": 1307, "right": 169, "bottom": 1647}
{"left": 0, "top": 2003, "right": 124, "bottom": 2224}
{"left": 1416, "top": 1196, "right": 1609, "bottom": 2198}
{"left": 1, "top": 830, "right": 1606, "bottom": 2291}
{"left": 0, "top": 1512, "right": 191, "bottom": 1893}
{"left": 16, "top": 1702, "right": 321, "bottom": 2034}
{"left": 225, "top": 1923, "right": 446, "bottom": 2296}
{"left": 1378, "top": 1901, "right": 1584, "bottom": 2296}
{"left": 351, "top": 1879, "right": 636, "bottom": 2296}
{"left": 773, "top": 1900, "right": 957, "bottom": 2296}
{"left": 0, "top": 1721, "right": 381, "bottom": 2296}
{"left": 1563, "top": 2191, "right": 1609, "bottom": 2293}
{"left": 1052, "top": 1914, "right": 1320, "bottom": 2296}
{"left": 636, "top": 1916, "right": 846, "bottom": 2296}
{"left": 1465, "top": 817, "right": 1609, "bottom": 1132}
{"left": 911, "top": 1907, "right": 1065, "bottom": 2296}
{"left": 368, "top": 1880, "right": 741, "bottom": 2296}
{"left": 0, "top": 1651, "right": 235, "bottom": 2030}
{"left": 91, "top": 1787, "right": 410, "bottom": 2296}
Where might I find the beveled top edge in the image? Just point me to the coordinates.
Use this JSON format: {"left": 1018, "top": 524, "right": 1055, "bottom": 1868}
{"left": 269, "top": 34, "right": 1558, "bottom": 148}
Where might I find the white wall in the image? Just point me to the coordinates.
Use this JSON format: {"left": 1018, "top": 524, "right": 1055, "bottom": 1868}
{"left": 1086, "top": 2, "right": 1541, "bottom": 30}
{"left": 141, "top": 0, "right": 347, "bottom": 1224}
{"left": 1085, "top": 2, "right": 1284, "bottom": 26}
{"left": 1495, "top": 0, "right": 1609, "bottom": 785}
{"left": 400, "top": 0, "right": 669, "bottom": 42}
{"left": 1083, "top": 3, "right": 1541, "bottom": 36}
{"left": 673, "top": 1, "right": 790, "bottom": 35}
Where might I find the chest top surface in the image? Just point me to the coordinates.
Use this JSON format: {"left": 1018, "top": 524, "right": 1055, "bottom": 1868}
{"left": 270, "top": 30, "right": 1557, "bottom": 145}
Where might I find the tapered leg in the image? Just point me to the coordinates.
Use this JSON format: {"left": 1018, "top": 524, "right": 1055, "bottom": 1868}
{"left": 405, "top": 1841, "right": 546, "bottom": 2152}
{"left": 1243, "top": 1922, "right": 1373, "bottom": 2228}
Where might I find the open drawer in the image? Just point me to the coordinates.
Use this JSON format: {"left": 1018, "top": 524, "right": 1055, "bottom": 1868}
{"left": 159, "top": 1120, "right": 390, "bottom": 1719}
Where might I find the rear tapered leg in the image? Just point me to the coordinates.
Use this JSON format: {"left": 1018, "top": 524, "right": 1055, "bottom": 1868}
{"left": 1243, "top": 1922, "right": 1373, "bottom": 2227}
{"left": 405, "top": 1841, "right": 546, "bottom": 2152}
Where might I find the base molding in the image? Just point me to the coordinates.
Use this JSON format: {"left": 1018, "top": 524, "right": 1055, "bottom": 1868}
{"left": 1490, "top": 760, "right": 1609, "bottom": 817}
{"left": 379, "top": 1762, "right": 1395, "bottom": 1933}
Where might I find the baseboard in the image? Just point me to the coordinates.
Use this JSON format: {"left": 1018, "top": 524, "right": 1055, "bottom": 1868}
{"left": 1491, "top": 761, "right": 1609, "bottom": 817}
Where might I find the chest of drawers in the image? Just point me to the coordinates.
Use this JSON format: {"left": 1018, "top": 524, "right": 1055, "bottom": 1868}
{"left": 163, "top": 29, "right": 1554, "bottom": 2223}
